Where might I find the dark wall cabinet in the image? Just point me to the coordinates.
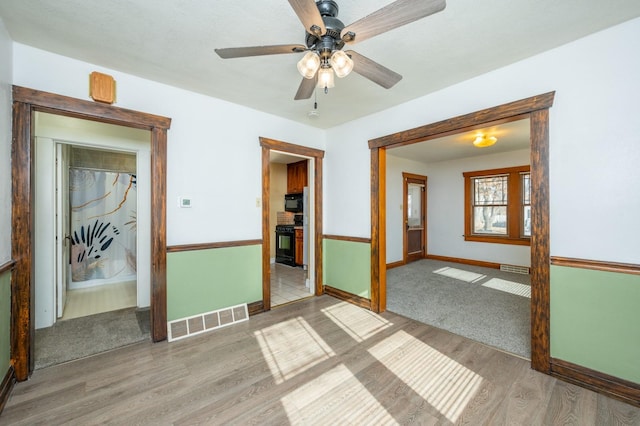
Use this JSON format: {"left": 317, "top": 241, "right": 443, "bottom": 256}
{"left": 287, "top": 160, "right": 308, "bottom": 194}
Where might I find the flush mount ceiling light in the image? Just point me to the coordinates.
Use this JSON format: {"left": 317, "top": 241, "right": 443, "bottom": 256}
{"left": 473, "top": 135, "right": 498, "bottom": 148}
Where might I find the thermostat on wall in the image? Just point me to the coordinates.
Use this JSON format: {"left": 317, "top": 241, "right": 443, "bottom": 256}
{"left": 179, "top": 197, "right": 192, "bottom": 208}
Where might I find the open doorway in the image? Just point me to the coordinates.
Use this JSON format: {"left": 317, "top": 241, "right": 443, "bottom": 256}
{"left": 11, "top": 86, "right": 170, "bottom": 380}
{"left": 63, "top": 146, "right": 138, "bottom": 319}
{"left": 259, "top": 137, "right": 324, "bottom": 312}
{"left": 368, "top": 92, "right": 554, "bottom": 374}
{"left": 384, "top": 119, "right": 532, "bottom": 358}
{"left": 32, "top": 113, "right": 152, "bottom": 369}
{"left": 269, "top": 153, "right": 314, "bottom": 307}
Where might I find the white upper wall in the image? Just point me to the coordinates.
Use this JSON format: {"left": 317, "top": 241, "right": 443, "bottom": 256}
{"left": 8, "top": 17, "right": 640, "bottom": 263}
{"left": 385, "top": 154, "right": 428, "bottom": 262}
{"left": 326, "top": 17, "right": 640, "bottom": 264}
{"left": 0, "top": 18, "right": 12, "bottom": 263}
{"left": 430, "top": 149, "right": 530, "bottom": 266}
{"left": 12, "top": 44, "right": 326, "bottom": 246}
{"left": 386, "top": 150, "right": 531, "bottom": 266}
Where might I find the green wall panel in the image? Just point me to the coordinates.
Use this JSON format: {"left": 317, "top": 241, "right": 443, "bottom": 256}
{"left": 323, "top": 239, "right": 370, "bottom": 299}
{"left": 0, "top": 269, "right": 10, "bottom": 376}
{"left": 167, "top": 245, "right": 262, "bottom": 321}
{"left": 550, "top": 265, "right": 640, "bottom": 383}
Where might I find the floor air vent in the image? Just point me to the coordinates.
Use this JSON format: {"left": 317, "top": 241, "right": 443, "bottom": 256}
{"left": 168, "top": 303, "right": 248, "bottom": 342}
{"left": 500, "top": 264, "right": 530, "bottom": 275}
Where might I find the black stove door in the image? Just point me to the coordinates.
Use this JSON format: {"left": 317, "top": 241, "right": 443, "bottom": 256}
{"left": 275, "top": 229, "right": 295, "bottom": 266}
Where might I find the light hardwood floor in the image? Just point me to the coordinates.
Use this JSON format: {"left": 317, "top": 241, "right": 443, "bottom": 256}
{"left": 3, "top": 295, "right": 639, "bottom": 424}
{"left": 271, "top": 263, "right": 312, "bottom": 307}
{"left": 61, "top": 280, "right": 136, "bottom": 320}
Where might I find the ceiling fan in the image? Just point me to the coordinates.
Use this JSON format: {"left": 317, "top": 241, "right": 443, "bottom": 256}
{"left": 215, "top": 0, "right": 446, "bottom": 100}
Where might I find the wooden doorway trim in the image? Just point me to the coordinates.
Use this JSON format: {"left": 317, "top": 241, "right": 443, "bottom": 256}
{"left": 11, "top": 86, "right": 171, "bottom": 381}
{"left": 259, "top": 137, "right": 325, "bottom": 311}
{"left": 368, "top": 92, "right": 555, "bottom": 374}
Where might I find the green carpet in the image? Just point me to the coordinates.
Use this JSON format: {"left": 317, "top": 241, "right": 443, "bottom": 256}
{"left": 35, "top": 307, "right": 150, "bottom": 370}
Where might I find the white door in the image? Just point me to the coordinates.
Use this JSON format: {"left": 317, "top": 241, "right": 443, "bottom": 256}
{"left": 55, "top": 143, "right": 70, "bottom": 318}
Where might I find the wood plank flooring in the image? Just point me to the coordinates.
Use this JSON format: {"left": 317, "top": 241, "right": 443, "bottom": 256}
{"left": 3, "top": 295, "right": 639, "bottom": 425}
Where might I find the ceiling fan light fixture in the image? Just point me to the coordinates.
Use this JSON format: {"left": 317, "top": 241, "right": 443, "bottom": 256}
{"left": 329, "top": 50, "right": 354, "bottom": 78}
{"left": 317, "top": 67, "right": 335, "bottom": 90}
{"left": 297, "top": 51, "right": 320, "bottom": 79}
{"left": 473, "top": 135, "right": 498, "bottom": 148}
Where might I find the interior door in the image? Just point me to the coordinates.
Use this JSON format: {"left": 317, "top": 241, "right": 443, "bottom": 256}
{"left": 55, "top": 143, "right": 70, "bottom": 318}
{"left": 403, "top": 173, "right": 427, "bottom": 263}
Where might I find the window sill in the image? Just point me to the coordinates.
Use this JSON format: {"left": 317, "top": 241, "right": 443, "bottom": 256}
{"left": 464, "top": 235, "right": 531, "bottom": 246}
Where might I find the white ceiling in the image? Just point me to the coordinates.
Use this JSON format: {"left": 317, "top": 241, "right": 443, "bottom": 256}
{"left": 389, "top": 118, "right": 530, "bottom": 164}
{"left": 1, "top": 0, "right": 639, "bottom": 130}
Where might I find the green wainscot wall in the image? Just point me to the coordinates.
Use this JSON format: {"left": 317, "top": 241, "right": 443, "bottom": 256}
{"left": 323, "top": 238, "right": 370, "bottom": 299}
{"left": 167, "top": 244, "right": 263, "bottom": 321}
{"left": 550, "top": 265, "right": 640, "bottom": 384}
{"left": 0, "top": 269, "right": 11, "bottom": 376}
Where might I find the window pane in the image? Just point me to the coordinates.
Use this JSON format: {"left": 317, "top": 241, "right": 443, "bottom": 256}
{"left": 522, "top": 173, "right": 531, "bottom": 205}
{"left": 473, "top": 175, "right": 507, "bottom": 205}
{"left": 522, "top": 205, "right": 531, "bottom": 237}
{"left": 407, "top": 184, "right": 423, "bottom": 227}
{"left": 473, "top": 206, "right": 507, "bottom": 234}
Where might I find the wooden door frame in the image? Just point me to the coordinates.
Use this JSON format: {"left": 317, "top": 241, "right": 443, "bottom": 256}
{"left": 259, "top": 137, "right": 325, "bottom": 310}
{"left": 402, "top": 172, "right": 427, "bottom": 263}
{"left": 369, "top": 92, "right": 555, "bottom": 374}
{"left": 11, "top": 86, "right": 171, "bottom": 381}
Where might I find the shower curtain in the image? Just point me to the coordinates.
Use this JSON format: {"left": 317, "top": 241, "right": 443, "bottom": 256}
{"left": 69, "top": 168, "right": 137, "bottom": 287}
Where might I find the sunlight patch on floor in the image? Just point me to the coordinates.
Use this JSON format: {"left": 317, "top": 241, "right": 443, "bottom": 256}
{"left": 482, "top": 278, "right": 531, "bottom": 298}
{"left": 255, "top": 317, "right": 335, "bottom": 384}
{"left": 433, "top": 267, "right": 486, "bottom": 283}
{"left": 322, "top": 301, "right": 393, "bottom": 342}
{"left": 368, "top": 330, "right": 483, "bottom": 423}
{"left": 281, "top": 363, "right": 395, "bottom": 424}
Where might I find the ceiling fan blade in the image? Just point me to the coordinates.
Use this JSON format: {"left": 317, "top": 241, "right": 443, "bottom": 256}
{"left": 288, "top": 0, "right": 326, "bottom": 37}
{"left": 215, "top": 44, "right": 306, "bottom": 59}
{"left": 294, "top": 75, "right": 317, "bottom": 100}
{"left": 346, "top": 50, "right": 402, "bottom": 89}
{"left": 341, "top": 0, "right": 445, "bottom": 44}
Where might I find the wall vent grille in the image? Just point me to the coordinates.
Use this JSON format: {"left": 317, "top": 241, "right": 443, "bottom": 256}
{"left": 168, "top": 303, "right": 248, "bottom": 342}
{"left": 500, "top": 264, "right": 530, "bottom": 275}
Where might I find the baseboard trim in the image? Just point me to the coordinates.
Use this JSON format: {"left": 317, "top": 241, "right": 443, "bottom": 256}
{"left": 426, "top": 254, "right": 501, "bottom": 270}
{"left": 247, "top": 300, "right": 265, "bottom": 316}
{"left": 386, "top": 260, "right": 404, "bottom": 270}
{"left": 324, "top": 285, "right": 371, "bottom": 310}
{"left": 0, "top": 365, "right": 15, "bottom": 414}
{"left": 550, "top": 358, "right": 640, "bottom": 407}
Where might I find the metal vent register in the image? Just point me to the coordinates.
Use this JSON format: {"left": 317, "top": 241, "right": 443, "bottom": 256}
{"left": 499, "top": 264, "right": 530, "bottom": 275}
{"left": 168, "top": 303, "right": 249, "bottom": 342}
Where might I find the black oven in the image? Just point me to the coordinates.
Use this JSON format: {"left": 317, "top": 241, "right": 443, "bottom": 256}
{"left": 275, "top": 225, "right": 295, "bottom": 266}
{"left": 284, "top": 193, "right": 303, "bottom": 213}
